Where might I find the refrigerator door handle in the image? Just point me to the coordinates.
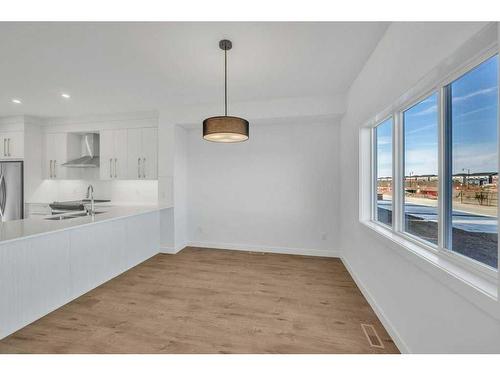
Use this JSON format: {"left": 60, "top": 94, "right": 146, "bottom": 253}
{"left": 0, "top": 174, "right": 6, "bottom": 220}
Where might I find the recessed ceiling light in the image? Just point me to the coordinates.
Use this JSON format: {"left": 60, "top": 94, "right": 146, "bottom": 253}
{"left": 61, "top": 93, "right": 71, "bottom": 99}
{"left": 12, "top": 99, "right": 22, "bottom": 104}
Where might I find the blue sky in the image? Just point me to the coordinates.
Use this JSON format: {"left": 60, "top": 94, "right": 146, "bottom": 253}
{"left": 377, "top": 54, "right": 498, "bottom": 178}
{"left": 376, "top": 118, "right": 393, "bottom": 178}
{"left": 451, "top": 54, "right": 498, "bottom": 174}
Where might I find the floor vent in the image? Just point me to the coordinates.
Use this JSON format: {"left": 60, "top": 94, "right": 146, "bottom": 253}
{"left": 361, "top": 324, "right": 384, "bottom": 349}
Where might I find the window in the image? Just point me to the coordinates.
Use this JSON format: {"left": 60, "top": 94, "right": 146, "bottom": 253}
{"left": 403, "top": 93, "right": 439, "bottom": 244}
{"left": 447, "top": 55, "right": 498, "bottom": 268}
{"left": 370, "top": 53, "right": 499, "bottom": 271}
{"left": 375, "top": 118, "right": 393, "bottom": 226}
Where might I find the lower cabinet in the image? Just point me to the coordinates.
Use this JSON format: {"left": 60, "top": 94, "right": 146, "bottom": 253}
{"left": 0, "top": 210, "right": 160, "bottom": 339}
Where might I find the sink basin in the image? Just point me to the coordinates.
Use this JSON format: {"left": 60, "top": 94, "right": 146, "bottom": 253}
{"left": 67, "top": 211, "right": 105, "bottom": 218}
{"left": 45, "top": 211, "right": 105, "bottom": 220}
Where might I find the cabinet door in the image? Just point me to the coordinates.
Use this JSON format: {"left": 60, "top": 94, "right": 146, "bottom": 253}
{"left": 0, "top": 134, "right": 7, "bottom": 158}
{"left": 99, "top": 130, "right": 114, "bottom": 180}
{"left": 4, "top": 132, "right": 24, "bottom": 159}
{"left": 113, "top": 129, "right": 128, "bottom": 179}
{"left": 126, "top": 128, "right": 142, "bottom": 179}
{"left": 0, "top": 132, "right": 24, "bottom": 159}
{"left": 141, "top": 128, "right": 157, "bottom": 179}
{"left": 52, "top": 133, "right": 67, "bottom": 180}
{"left": 43, "top": 134, "right": 55, "bottom": 179}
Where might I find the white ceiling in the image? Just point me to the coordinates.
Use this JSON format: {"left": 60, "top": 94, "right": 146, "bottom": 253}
{"left": 0, "top": 22, "right": 389, "bottom": 118}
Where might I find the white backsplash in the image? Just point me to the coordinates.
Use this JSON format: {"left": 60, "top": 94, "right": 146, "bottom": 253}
{"left": 28, "top": 179, "right": 158, "bottom": 206}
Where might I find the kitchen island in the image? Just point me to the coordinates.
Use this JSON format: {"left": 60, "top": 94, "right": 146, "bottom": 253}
{"left": 0, "top": 205, "right": 165, "bottom": 339}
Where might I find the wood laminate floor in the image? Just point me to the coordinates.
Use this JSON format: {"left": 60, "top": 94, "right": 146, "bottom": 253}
{"left": 0, "top": 247, "right": 399, "bottom": 354}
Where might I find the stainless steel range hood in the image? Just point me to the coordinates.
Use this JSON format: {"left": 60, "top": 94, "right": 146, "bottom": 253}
{"left": 62, "top": 133, "right": 100, "bottom": 168}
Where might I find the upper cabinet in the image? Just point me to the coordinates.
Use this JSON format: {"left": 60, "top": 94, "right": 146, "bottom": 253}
{"left": 126, "top": 127, "right": 158, "bottom": 180}
{"left": 141, "top": 128, "right": 158, "bottom": 180}
{"left": 99, "top": 127, "right": 157, "bottom": 180}
{"left": 44, "top": 133, "right": 70, "bottom": 179}
{"left": 0, "top": 131, "right": 24, "bottom": 159}
{"left": 99, "top": 129, "right": 128, "bottom": 180}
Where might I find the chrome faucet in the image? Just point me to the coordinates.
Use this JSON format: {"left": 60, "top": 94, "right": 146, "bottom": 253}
{"left": 86, "top": 184, "right": 95, "bottom": 215}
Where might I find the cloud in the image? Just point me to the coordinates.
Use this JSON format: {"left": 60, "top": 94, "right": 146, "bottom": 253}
{"left": 452, "top": 143, "right": 498, "bottom": 173}
{"left": 407, "top": 104, "right": 437, "bottom": 117}
{"left": 405, "top": 122, "right": 437, "bottom": 135}
{"left": 405, "top": 147, "right": 438, "bottom": 175}
{"left": 453, "top": 86, "right": 498, "bottom": 103}
{"left": 377, "top": 135, "right": 392, "bottom": 146}
{"left": 418, "top": 95, "right": 437, "bottom": 105}
{"left": 377, "top": 150, "right": 393, "bottom": 177}
{"left": 456, "top": 104, "right": 497, "bottom": 118}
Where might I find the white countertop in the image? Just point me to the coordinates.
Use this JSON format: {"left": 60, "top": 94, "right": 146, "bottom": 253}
{"left": 0, "top": 205, "right": 165, "bottom": 245}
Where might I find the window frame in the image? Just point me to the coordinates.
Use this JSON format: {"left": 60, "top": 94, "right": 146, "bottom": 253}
{"left": 369, "top": 47, "right": 499, "bottom": 281}
{"left": 372, "top": 116, "right": 395, "bottom": 229}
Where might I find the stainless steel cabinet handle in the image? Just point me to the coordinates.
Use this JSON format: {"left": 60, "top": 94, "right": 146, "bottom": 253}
{"left": 3, "top": 139, "right": 5, "bottom": 157}
{"left": 114, "top": 158, "right": 118, "bottom": 178}
{"left": 138, "top": 158, "right": 141, "bottom": 179}
{"left": 7, "top": 138, "right": 10, "bottom": 156}
{"left": 53, "top": 160, "right": 57, "bottom": 178}
{"left": 49, "top": 160, "right": 52, "bottom": 178}
{"left": 142, "top": 157, "right": 146, "bottom": 178}
{"left": 109, "top": 158, "right": 113, "bottom": 178}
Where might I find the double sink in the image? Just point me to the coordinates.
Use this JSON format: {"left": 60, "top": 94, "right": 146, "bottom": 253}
{"left": 45, "top": 211, "right": 106, "bottom": 221}
{"left": 45, "top": 198, "right": 110, "bottom": 221}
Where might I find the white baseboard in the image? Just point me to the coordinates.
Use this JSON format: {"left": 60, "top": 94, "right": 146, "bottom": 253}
{"left": 341, "top": 256, "right": 410, "bottom": 354}
{"left": 187, "top": 241, "right": 340, "bottom": 258}
{"left": 159, "top": 243, "right": 187, "bottom": 254}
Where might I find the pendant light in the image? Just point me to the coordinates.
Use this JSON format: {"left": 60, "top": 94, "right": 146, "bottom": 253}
{"left": 203, "top": 39, "right": 249, "bottom": 143}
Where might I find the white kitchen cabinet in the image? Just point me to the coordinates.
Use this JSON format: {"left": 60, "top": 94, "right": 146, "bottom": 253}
{"left": 44, "top": 133, "right": 66, "bottom": 179}
{"left": 126, "top": 127, "right": 157, "bottom": 180}
{"left": 126, "top": 128, "right": 141, "bottom": 179}
{"left": 0, "top": 131, "right": 24, "bottom": 159}
{"left": 99, "top": 129, "right": 128, "bottom": 180}
{"left": 141, "top": 127, "right": 158, "bottom": 180}
{"left": 0, "top": 210, "right": 160, "bottom": 339}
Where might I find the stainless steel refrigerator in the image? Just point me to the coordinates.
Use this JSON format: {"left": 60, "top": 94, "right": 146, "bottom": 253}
{"left": 0, "top": 161, "right": 23, "bottom": 222}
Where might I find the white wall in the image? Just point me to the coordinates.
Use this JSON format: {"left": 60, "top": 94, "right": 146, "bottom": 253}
{"left": 173, "top": 126, "right": 189, "bottom": 251}
{"left": 340, "top": 22, "right": 500, "bottom": 353}
{"left": 157, "top": 94, "right": 347, "bottom": 252}
{"left": 185, "top": 121, "right": 340, "bottom": 256}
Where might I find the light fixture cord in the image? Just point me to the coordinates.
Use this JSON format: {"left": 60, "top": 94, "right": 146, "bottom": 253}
{"left": 224, "top": 48, "right": 228, "bottom": 116}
